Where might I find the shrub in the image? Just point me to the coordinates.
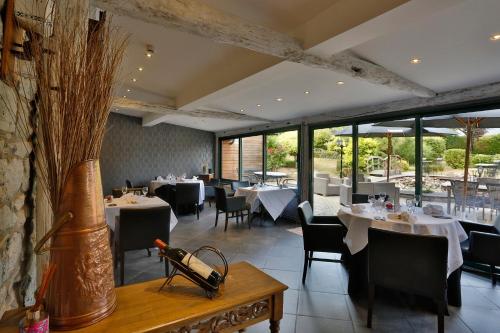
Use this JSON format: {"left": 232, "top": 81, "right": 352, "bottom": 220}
{"left": 444, "top": 149, "right": 465, "bottom": 169}
{"left": 471, "top": 154, "right": 494, "bottom": 165}
{"left": 446, "top": 136, "right": 466, "bottom": 149}
{"left": 393, "top": 138, "right": 415, "bottom": 165}
{"left": 474, "top": 134, "right": 500, "bottom": 155}
{"left": 400, "top": 159, "right": 410, "bottom": 171}
{"left": 423, "top": 137, "right": 446, "bottom": 160}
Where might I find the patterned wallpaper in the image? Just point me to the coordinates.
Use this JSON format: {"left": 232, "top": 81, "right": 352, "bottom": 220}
{"left": 100, "top": 113, "right": 214, "bottom": 195}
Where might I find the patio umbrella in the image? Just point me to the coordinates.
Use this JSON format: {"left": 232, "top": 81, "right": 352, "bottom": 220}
{"left": 376, "top": 109, "right": 500, "bottom": 203}
{"left": 336, "top": 125, "right": 456, "bottom": 181}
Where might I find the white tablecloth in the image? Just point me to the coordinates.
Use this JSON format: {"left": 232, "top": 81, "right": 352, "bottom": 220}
{"left": 337, "top": 204, "right": 468, "bottom": 277}
{"left": 104, "top": 196, "right": 178, "bottom": 232}
{"left": 150, "top": 179, "right": 205, "bottom": 205}
{"left": 235, "top": 186, "right": 296, "bottom": 221}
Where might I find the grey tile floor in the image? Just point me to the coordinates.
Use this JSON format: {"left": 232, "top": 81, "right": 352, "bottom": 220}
{"left": 116, "top": 206, "right": 500, "bottom": 333}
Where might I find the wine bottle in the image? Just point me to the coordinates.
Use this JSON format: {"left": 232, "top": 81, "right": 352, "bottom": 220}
{"left": 154, "top": 239, "right": 223, "bottom": 291}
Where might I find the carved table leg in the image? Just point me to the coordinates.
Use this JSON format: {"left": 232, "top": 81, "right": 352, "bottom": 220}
{"left": 270, "top": 320, "right": 280, "bottom": 333}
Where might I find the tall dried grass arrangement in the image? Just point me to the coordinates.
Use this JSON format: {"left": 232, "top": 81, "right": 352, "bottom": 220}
{"left": 1, "top": 4, "right": 127, "bottom": 214}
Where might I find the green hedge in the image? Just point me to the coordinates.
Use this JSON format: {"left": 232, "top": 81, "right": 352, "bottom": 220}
{"left": 471, "top": 154, "right": 495, "bottom": 165}
{"left": 444, "top": 149, "right": 465, "bottom": 168}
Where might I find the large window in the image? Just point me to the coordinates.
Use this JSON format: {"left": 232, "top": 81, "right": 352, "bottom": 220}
{"left": 312, "top": 126, "right": 352, "bottom": 215}
{"left": 242, "top": 135, "right": 263, "bottom": 182}
{"left": 221, "top": 138, "right": 239, "bottom": 180}
{"left": 219, "top": 128, "right": 299, "bottom": 188}
{"left": 266, "top": 130, "right": 298, "bottom": 187}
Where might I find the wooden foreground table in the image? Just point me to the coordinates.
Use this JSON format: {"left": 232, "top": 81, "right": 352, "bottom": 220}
{"left": 0, "top": 262, "right": 287, "bottom": 333}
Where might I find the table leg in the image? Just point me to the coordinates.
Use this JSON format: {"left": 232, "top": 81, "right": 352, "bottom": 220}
{"left": 270, "top": 320, "right": 280, "bottom": 333}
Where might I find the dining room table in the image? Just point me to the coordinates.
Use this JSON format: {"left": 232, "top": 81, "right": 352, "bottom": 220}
{"left": 149, "top": 178, "right": 205, "bottom": 205}
{"left": 337, "top": 203, "right": 467, "bottom": 306}
{"left": 104, "top": 194, "right": 178, "bottom": 233}
{"left": 234, "top": 185, "right": 296, "bottom": 221}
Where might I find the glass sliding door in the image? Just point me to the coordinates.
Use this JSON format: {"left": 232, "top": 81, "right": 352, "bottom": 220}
{"left": 355, "top": 122, "right": 415, "bottom": 208}
{"left": 265, "top": 130, "right": 298, "bottom": 188}
{"left": 241, "top": 135, "right": 263, "bottom": 183}
{"left": 422, "top": 109, "right": 500, "bottom": 223}
{"left": 312, "top": 126, "right": 352, "bottom": 215}
{"left": 221, "top": 138, "right": 239, "bottom": 180}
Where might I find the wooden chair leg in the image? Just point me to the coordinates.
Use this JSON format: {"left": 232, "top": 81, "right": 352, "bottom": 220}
{"left": 302, "top": 250, "right": 308, "bottom": 284}
{"left": 215, "top": 210, "right": 219, "bottom": 227}
{"left": 248, "top": 209, "right": 252, "bottom": 229}
{"left": 120, "top": 251, "right": 125, "bottom": 286}
{"left": 309, "top": 251, "right": 313, "bottom": 268}
{"left": 164, "top": 260, "right": 169, "bottom": 276}
{"left": 224, "top": 212, "right": 229, "bottom": 232}
{"left": 437, "top": 300, "right": 445, "bottom": 333}
{"left": 367, "top": 284, "right": 375, "bottom": 328}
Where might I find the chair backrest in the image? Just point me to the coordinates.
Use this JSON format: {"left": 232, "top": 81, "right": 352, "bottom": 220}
{"left": 357, "top": 182, "right": 374, "bottom": 195}
{"left": 126, "top": 179, "right": 133, "bottom": 188}
{"left": 373, "top": 182, "right": 396, "bottom": 197}
{"left": 112, "top": 188, "right": 123, "bottom": 198}
{"left": 487, "top": 184, "right": 500, "bottom": 208}
{"left": 214, "top": 186, "right": 228, "bottom": 210}
{"left": 368, "top": 228, "right": 448, "bottom": 300}
{"left": 155, "top": 184, "right": 175, "bottom": 204}
{"left": 495, "top": 214, "right": 500, "bottom": 233}
{"left": 119, "top": 206, "right": 171, "bottom": 251}
{"left": 315, "top": 173, "right": 330, "bottom": 180}
{"left": 451, "top": 180, "right": 478, "bottom": 200}
{"left": 231, "top": 181, "right": 250, "bottom": 191}
{"left": 175, "top": 183, "right": 199, "bottom": 206}
{"left": 298, "top": 201, "right": 314, "bottom": 226}
{"left": 352, "top": 193, "right": 369, "bottom": 204}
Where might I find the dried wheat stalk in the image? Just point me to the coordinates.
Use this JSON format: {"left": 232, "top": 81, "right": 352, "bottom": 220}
{"left": 0, "top": 3, "right": 127, "bottom": 215}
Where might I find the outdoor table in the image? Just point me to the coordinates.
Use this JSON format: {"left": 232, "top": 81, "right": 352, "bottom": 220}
{"left": 441, "top": 181, "right": 488, "bottom": 214}
{"left": 337, "top": 204, "right": 467, "bottom": 306}
{"left": 253, "top": 171, "right": 288, "bottom": 185}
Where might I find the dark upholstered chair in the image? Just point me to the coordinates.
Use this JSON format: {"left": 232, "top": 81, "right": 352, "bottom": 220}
{"left": 112, "top": 188, "right": 123, "bottom": 198}
{"left": 460, "top": 216, "right": 500, "bottom": 285}
{"left": 231, "top": 180, "right": 250, "bottom": 191}
{"left": 155, "top": 184, "right": 176, "bottom": 206}
{"left": 117, "top": 206, "right": 171, "bottom": 285}
{"left": 297, "top": 201, "right": 348, "bottom": 284}
{"left": 175, "top": 183, "right": 200, "bottom": 219}
{"left": 214, "top": 186, "right": 250, "bottom": 231}
{"left": 367, "top": 228, "right": 448, "bottom": 333}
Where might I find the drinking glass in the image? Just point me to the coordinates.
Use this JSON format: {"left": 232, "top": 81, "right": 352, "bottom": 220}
{"left": 142, "top": 187, "right": 148, "bottom": 196}
{"left": 368, "top": 194, "right": 375, "bottom": 206}
{"left": 414, "top": 194, "right": 422, "bottom": 208}
{"left": 121, "top": 186, "right": 127, "bottom": 196}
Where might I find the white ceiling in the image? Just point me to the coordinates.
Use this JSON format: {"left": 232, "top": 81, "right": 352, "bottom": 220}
{"left": 111, "top": 0, "right": 500, "bottom": 132}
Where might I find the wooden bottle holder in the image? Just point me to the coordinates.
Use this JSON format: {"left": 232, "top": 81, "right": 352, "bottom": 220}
{"left": 158, "top": 246, "right": 229, "bottom": 299}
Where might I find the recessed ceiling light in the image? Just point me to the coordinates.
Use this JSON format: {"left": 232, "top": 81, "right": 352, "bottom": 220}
{"left": 240, "top": 108, "right": 244, "bottom": 112}
{"left": 126, "top": 89, "right": 131, "bottom": 92}
{"left": 132, "top": 78, "right": 137, "bottom": 82}
{"left": 276, "top": 97, "right": 283, "bottom": 102}
{"left": 257, "top": 104, "right": 262, "bottom": 107}
{"left": 304, "top": 90, "right": 310, "bottom": 94}
{"left": 122, "top": 95, "right": 127, "bottom": 98}
{"left": 138, "top": 67, "right": 143, "bottom": 71}
{"left": 336, "top": 81, "right": 345, "bottom": 85}
{"left": 146, "top": 44, "right": 154, "bottom": 58}
{"left": 410, "top": 58, "right": 421, "bottom": 64}
{"left": 490, "top": 34, "right": 500, "bottom": 41}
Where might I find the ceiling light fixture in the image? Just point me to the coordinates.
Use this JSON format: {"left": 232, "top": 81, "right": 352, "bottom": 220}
{"left": 138, "top": 67, "right": 143, "bottom": 71}
{"left": 257, "top": 104, "right": 262, "bottom": 107}
{"left": 304, "top": 90, "right": 310, "bottom": 94}
{"left": 240, "top": 108, "right": 244, "bottom": 112}
{"left": 132, "top": 78, "right": 137, "bottom": 82}
{"left": 276, "top": 97, "right": 283, "bottom": 102}
{"left": 126, "top": 89, "right": 131, "bottom": 92}
{"left": 122, "top": 95, "right": 127, "bottom": 98}
{"left": 146, "top": 44, "right": 154, "bottom": 58}
{"left": 490, "top": 34, "right": 500, "bottom": 41}
{"left": 336, "top": 81, "right": 345, "bottom": 85}
{"left": 410, "top": 58, "right": 421, "bottom": 64}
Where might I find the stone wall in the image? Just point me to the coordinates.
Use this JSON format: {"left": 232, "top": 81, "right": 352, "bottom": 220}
{"left": 0, "top": 74, "right": 37, "bottom": 317}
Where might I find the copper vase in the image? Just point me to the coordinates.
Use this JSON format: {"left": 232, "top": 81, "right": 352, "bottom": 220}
{"left": 47, "top": 160, "right": 116, "bottom": 330}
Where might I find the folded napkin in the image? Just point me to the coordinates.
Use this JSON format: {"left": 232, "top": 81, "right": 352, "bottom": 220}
{"left": 423, "top": 204, "right": 444, "bottom": 216}
{"left": 351, "top": 204, "right": 366, "bottom": 214}
{"left": 387, "top": 212, "right": 417, "bottom": 223}
{"left": 121, "top": 193, "right": 138, "bottom": 204}
{"left": 156, "top": 176, "right": 164, "bottom": 181}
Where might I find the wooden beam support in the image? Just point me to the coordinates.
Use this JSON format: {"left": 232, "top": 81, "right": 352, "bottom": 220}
{"left": 111, "top": 98, "right": 270, "bottom": 126}
{"left": 93, "top": 0, "right": 435, "bottom": 97}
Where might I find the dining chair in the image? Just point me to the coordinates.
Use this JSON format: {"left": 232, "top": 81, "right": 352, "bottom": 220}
{"left": 204, "top": 179, "right": 220, "bottom": 207}
{"left": 214, "top": 186, "right": 250, "bottom": 231}
{"left": 367, "top": 228, "right": 448, "bottom": 333}
{"left": 297, "top": 201, "right": 348, "bottom": 284}
{"left": 117, "top": 206, "right": 171, "bottom": 285}
{"left": 487, "top": 184, "right": 500, "bottom": 219}
{"left": 231, "top": 180, "right": 250, "bottom": 191}
{"left": 460, "top": 215, "right": 500, "bottom": 285}
{"left": 450, "top": 180, "right": 484, "bottom": 215}
{"left": 175, "top": 183, "right": 200, "bottom": 219}
{"left": 155, "top": 184, "right": 176, "bottom": 206}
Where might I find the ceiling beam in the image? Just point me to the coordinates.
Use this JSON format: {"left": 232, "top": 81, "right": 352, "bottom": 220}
{"left": 215, "top": 81, "right": 500, "bottom": 137}
{"left": 112, "top": 98, "right": 271, "bottom": 127}
{"left": 94, "top": 0, "right": 435, "bottom": 97}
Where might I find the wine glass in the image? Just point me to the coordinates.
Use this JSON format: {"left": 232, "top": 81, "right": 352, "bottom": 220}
{"left": 142, "top": 187, "right": 148, "bottom": 196}
{"left": 367, "top": 194, "right": 375, "bottom": 208}
{"left": 121, "top": 186, "right": 127, "bottom": 196}
{"left": 414, "top": 194, "right": 422, "bottom": 208}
